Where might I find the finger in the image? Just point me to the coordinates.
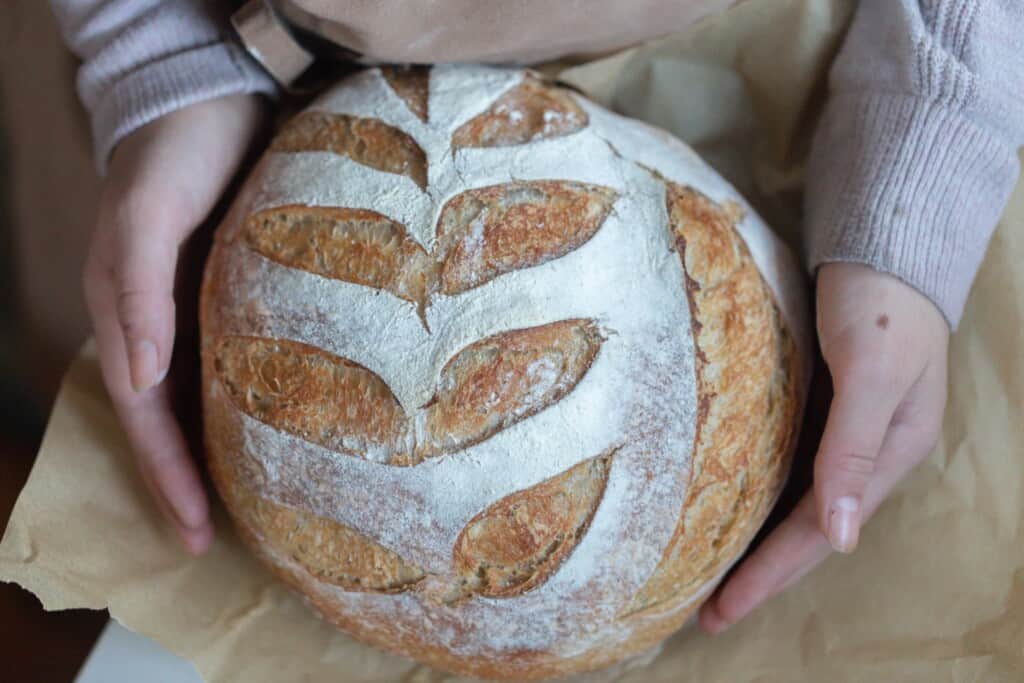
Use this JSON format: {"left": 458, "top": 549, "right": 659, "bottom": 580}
{"left": 133, "top": 448, "right": 214, "bottom": 556}
{"left": 122, "top": 386, "right": 214, "bottom": 555}
{"left": 699, "top": 493, "right": 829, "bottom": 634}
{"left": 699, "top": 400, "right": 943, "bottom": 635}
{"left": 813, "top": 363, "right": 909, "bottom": 553}
{"left": 84, "top": 260, "right": 213, "bottom": 555}
{"left": 109, "top": 195, "right": 189, "bottom": 393}
{"left": 134, "top": 452, "right": 213, "bottom": 556}
{"left": 103, "top": 95, "right": 267, "bottom": 391}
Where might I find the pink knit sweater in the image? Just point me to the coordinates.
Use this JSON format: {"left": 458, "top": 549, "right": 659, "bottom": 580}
{"left": 48, "top": 0, "right": 1024, "bottom": 327}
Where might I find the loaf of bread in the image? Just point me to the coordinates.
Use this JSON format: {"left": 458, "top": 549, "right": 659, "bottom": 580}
{"left": 200, "top": 65, "right": 809, "bottom": 681}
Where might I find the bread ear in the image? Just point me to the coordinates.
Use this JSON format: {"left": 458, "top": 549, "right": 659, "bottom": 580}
{"left": 271, "top": 111, "right": 428, "bottom": 189}
{"left": 242, "top": 205, "right": 434, "bottom": 306}
{"left": 451, "top": 452, "right": 613, "bottom": 599}
{"left": 452, "top": 74, "right": 588, "bottom": 149}
{"left": 381, "top": 65, "right": 431, "bottom": 122}
{"left": 418, "top": 319, "right": 604, "bottom": 459}
{"left": 436, "top": 180, "right": 617, "bottom": 295}
{"left": 213, "top": 336, "right": 414, "bottom": 465}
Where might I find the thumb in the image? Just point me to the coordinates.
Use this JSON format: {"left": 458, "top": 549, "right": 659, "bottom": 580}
{"left": 105, "top": 95, "right": 266, "bottom": 392}
{"left": 814, "top": 366, "right": 904, "bottom": 553}
{"left": 113, "top": 199, "right": 190, "bottom": 392}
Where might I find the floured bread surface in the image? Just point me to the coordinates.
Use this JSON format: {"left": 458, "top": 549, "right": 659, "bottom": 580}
{"left": 200, "top": 64, "right": 808, "bottom": 681}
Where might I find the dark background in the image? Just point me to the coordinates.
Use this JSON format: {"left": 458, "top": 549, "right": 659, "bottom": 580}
{"left": 1, "top": 3, "right": 108, "bottom": 681}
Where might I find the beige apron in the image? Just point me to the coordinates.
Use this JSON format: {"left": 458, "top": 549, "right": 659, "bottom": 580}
{"left": 232, "top": 0, "right": 741, "bottom": 85}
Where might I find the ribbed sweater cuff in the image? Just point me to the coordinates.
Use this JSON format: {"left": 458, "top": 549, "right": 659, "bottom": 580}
{"left": 805, "top": 91, "right": 1022, "bottom": 328}
{"left": 88, "top": 41, "right": 278, "bottom": 175}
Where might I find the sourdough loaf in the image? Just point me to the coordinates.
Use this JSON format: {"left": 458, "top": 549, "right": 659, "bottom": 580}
{"left": 200, "top": 64, "right": 809, "bottom": 681}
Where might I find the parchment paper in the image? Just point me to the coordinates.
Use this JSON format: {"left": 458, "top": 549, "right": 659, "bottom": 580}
{"left": 4, "top": 1, "right": 1024, "bottom": 681}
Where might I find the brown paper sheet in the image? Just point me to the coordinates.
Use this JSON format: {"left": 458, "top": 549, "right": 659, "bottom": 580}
{"left": 4, "top": 1, "right": 1024, "bottom": 680}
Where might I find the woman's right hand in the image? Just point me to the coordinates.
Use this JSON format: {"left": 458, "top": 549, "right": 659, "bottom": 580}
{"left": 82, "top": 94, "right": 265, "bottom": 555}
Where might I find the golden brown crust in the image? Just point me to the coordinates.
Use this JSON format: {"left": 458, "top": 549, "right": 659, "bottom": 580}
{"left": 213, "top": 335, "right": 413, "bottom": 465}
{"left": 237, "top": 492, "right": 426, "bottom": 592}
{"left": 452, "top": 74, "right": 588, "bottom": 149}
{"left": 436, "top": 180, "right": 617, "bottom": 295}
{"left": 452, "top": 452, "right": 612, "bottom": 599}
{"left": 624, "top": 184, "right": 800, "bottom": 614}
{"left": 212, "top": 317, "right": 603, "bottom": 467}
{"left": 270, "top": 111, "right": 428, "bottom": 189}
{"left": 380, "top": 65, "right": 430, "bottom": 122}
{"left": 247, "top": 179, "right": 618, "bottom": 307}
{"left": 200, "top": 74, "right": 805, "bottom": 682}
{"left": 203, "top": 367, "right": 656, "bottom": 680}
{"left": 228, "top": 515, "right": 682, "bottom": 681}
{"left": 214, "top": 482, "right": 702, "bottom": 682}
{"left": 202, "top": 369, "right": 426, "bottom": 595}
{"left": 243, "top": 205, "right": 434, "bottom": 305}
{"left": 418, "top": 319, "right": 604, "bottom": 459}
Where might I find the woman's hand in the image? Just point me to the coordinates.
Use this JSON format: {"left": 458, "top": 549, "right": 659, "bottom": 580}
{"left": 699, "top": 262, "right": 950, "bottom": 633}
{"left": 82, "top": 95, "right": 265, "bottom": 555}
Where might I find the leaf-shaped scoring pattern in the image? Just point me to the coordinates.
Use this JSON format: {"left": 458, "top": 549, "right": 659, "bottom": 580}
{"left": 381, "top": 65, "right": 430, "bottom": 122}
{"left": 270, "top": 111, "right": 428, "bottom": 189}
{"left": 244, "top": 181, "right": 616, "bottom": 309}
{"left": 451, "top": 453, "right": 612, "bottom": 598}
{"left": 436, "top": 180, "right": 618, "bottom": 295}
{"left": 417, "top": 319, "right": 604, "bottom": 459}
{"left": 240, "top": 492, "right": 425, "bottom": 593}
{"left": 215, "top": 320, "right": 602, "bottom": 466}
{"left": 452, "top": 74, "right": 588, "bottom": 149}
{"left": 214, "top": 336, "right": 418, "bottom": 466}
{"left": 243, "top": 205, "right": 434, "bottom": 305}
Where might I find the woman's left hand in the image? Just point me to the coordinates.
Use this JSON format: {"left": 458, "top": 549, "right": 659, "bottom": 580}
{"left": 698, "top": 262, "right": 950, "bottom": 633}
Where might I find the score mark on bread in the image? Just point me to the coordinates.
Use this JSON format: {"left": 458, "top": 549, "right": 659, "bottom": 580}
{"left": 214, "top": 336, "right": 413, "bottom": 465}
{"left": 436, "top": 181, "right": 617, "bottom": 295}
{"left": 418, "top": 319, "right": 604, "bottom": 459}
{"left": 452, "top": 453, "right": 612, "bottom": 599}
{"left": 242, "top": 492, "right": 426, "bottom": 592}
{"left": 243, "top": 205, "right": 434, "bottom": 306}
{"left": 214, "top": 320, "right": 603, "bottom": 467}
{"left": 381, "top": 65, "right": 430, "bottom": 122}
{"left": 244, "top": 180, "right": 617, "bottom": 312}
{"left": 624, "top": 184, "right": 799, "bottom": 615}
{"left": 452, "top": 74, "right": 588, "bottom": 149}
{"left": 270, "top": 111, "right": 428, "bottom": 189}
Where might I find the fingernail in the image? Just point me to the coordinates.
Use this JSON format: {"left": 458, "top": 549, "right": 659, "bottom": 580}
{"left": 706, "top": 613, "right": 730, "bottom": 635}
{"left": 129, "top": 339, "right": 160, "bottom": 392}
{"left": 180, "top": 523, "right": 214, "bottom": 557}
{"left": 700, "top": 604, "right": 731, "bottom": 635}
{"left": 828, "top": 496, "right": 860, "bottom": 553}
{"left": 155, "top": 362, "right": 170, "bottom": 386}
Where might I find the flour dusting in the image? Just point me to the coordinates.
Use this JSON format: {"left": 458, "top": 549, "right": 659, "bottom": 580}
{"left": 207, "top": 65, "right": 809, "bottom": 660}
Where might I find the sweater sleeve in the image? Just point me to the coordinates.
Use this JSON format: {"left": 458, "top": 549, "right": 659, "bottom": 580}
{"left": 804, "top": 0, "right": 1024, "bottom": 328}
{"left": 48, "top": 0, "right": 278, "bottom": 175}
